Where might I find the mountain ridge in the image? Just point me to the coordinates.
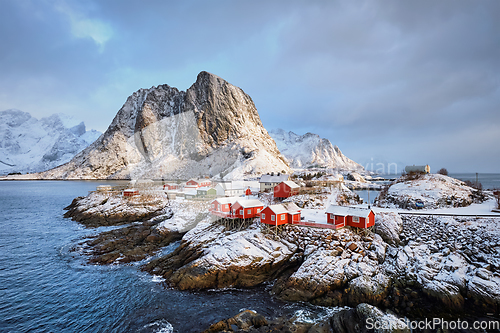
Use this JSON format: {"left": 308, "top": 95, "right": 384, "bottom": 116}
{"left": 38, "top": 71, "right": 291, "bottom": 180}
{"left": 269, "top": 128, "right": 363, "bottom": 171}
{"left": 0, "top": 109, "right": 101, "bottom": 175}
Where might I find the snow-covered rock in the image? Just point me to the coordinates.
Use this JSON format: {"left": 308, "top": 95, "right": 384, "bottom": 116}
{"left": 376, "top": 173, "right": 485, "bottom": 209}
{"left": 144, "top": 222, "right": 299, "bottom": 290}
{"left": 63, "top": 190, "right": 172, "bottom": 227}
{"left": 0, "top": 109, "right": 101, "bottom": 175}
{"left": 37, "top": 72, "right": 290, "bottom": 180}
{"left": 374, "top": 212, "right": 403, "bottom": 245}
{"left": 269, "top": 129, "right": 363, "bottom": 171}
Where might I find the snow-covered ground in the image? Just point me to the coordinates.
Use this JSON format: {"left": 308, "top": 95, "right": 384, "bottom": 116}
{"left": 156, "top": 198, "right": 211, "bottom": 233}
{"left": 377, "top": 173, "right": 485, "bottom": 210}
{"left": 353, "top": 197, "right": 497, "bottom": 216}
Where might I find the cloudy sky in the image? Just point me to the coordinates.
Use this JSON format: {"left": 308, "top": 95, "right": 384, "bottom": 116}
{"left": 1, "top": 0, "right": 499, "bottom": 173}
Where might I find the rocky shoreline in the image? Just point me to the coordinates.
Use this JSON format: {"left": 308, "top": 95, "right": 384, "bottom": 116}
{"left": 64, "top": 191, "right": 500, "bottom": 331}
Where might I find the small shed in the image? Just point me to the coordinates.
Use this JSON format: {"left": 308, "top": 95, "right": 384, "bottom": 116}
{"left": 184, "top": 189, "right": 198, "bottom": 199}
{"left": 245, "top": 187, "right": 252, "bottom": 196}
{"left": 405, "top": 165, "right": 430, "bottom": 174}
{"left": 325, "top": 205, "right": 375, "bottom": 229}
{"left": 97, "top": 185, "right": 112, "bottom": 192}
{"left": 123, "top": 189, "right": 139, "bottom": 197}
{"left": 274, "top": 181, "right": 300, "bottom": 199}
{"left": 197, "top": 187, "right": 217, "bottom": 198}
{"left": 232, "top": 199, "right": 264, "bottom": 219}
{"left": 260, "top": 202, "right": 301, "bottom": 226}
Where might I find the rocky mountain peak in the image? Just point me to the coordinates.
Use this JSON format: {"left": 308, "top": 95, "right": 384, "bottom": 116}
{"left": 38, "top": 72, "right": 290, "bottom": 180}
{"left": 186, "top": 71, "right": 264, "bottom": 148}
{"left": 269, "top": 129, "right": 363, "bottom": 171}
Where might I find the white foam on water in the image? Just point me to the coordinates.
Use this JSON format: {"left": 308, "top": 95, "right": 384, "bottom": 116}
{"left": 143, "top": 319, "right": 173, "bottom": 333}
{"left": 151, "top": 275, "right": 165, "bottom": 283}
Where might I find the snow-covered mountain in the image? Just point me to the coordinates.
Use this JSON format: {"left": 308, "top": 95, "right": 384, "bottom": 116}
{"left": 269, "top": 129, "right": 363, "bottom": 171}
{"left": 0, "top": 109, "right": 101, "bottom": 175}
{"left": 38, "top": 71, "right": 290, "bottom": 180}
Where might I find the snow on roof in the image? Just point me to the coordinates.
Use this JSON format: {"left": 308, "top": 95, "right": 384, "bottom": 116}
{"left": 325, "top": 205, "right": 373, "bottom": 218}
{"left": 213, "top": 197, "right": 240, "bottom": 205}
{"left": 283, "top": 202, "right": 301, "bottom": 213}
{"left": 185, "top": 189, "right": 198, "bottom": 196}
{"left": 266, "top": 202, "right": 301, "bottom": 214}
{"left": 197, "top": 186, "right": 214, "bottom": 192}
{"left": 188, "top": 178, "right": 210, "bottom": 183}
{"left": 259, "top": 174, "right": 289, "bottom": 183}
{"left": 234, "top": 199, "right": 264, "bottom": 208}
{"left": 267, "top": 204, "right": 289, "bottom": 214}
{"left": 281, "top": 180, "right": 300, "bottom": 189}
{"left": 216, "top": 182, "right": 244, "bottom": 190}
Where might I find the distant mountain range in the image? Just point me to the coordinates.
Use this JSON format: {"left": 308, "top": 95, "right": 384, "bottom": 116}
{"left": 0, "top": 109, "right": 101, "bottom": 175}
{"left": 2, "top": 73, "right": 365, "bottom": 180}
{"left": 269, "top": 129, "right": 363, "bottom": 171}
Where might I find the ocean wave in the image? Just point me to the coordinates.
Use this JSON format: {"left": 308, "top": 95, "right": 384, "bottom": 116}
{"left": 143, "top": 319, "right": 173, "bottom": 333}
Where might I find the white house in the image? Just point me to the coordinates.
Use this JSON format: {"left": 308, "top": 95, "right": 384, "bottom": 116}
{"left": 259, "top": 173, "right": 289, "bottom": 192}
{"left": 215, "top": 182, "right": 245, "bottom": 197}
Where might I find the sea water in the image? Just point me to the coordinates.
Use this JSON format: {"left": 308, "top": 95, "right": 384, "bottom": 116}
{"left": 0, "top": 181, "right": 329, "bottom": 333}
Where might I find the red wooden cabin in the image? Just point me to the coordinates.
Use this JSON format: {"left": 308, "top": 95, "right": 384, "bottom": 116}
{"left": 245, "top": 187, "right": 252, "bottom": 196}
{"left": 260, "top": 202, "right": 301, "bottom": 226}
{"left": 325, "top": 205, "right": 375, "bottom": 229}
{"left": 186, "top": 178, "right": 211, "bottom": 188}
{"left": 123, "top": 189, "right": 139, "bottom": 197}
{"left": 163, "top": 183, "right": 179, "bottom": 190}
{"left": 210, "top": 197, "right": 239, "bottom": 218}
{"left": 232, "top": 199, "right": 264, "bottom": 219}
{"left": 273, "top": 181, "right": 300, "bottom": 199}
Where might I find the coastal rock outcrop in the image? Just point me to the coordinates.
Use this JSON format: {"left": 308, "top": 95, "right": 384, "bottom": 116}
{"left": 38, "top": 71, "right": 290, "bottom": 180}
{"left": 65, "top": 189, "right": 211, "bottom": 264}
{"left": 64, "top": 191, "right": 172, "bottom": 227}
{"left": 203, "top": 304, "right": 410, "bottom": 333}
{"left": 143, "top": 222, "right": 301, "bottom": 290}
{"left": 376, "top": 173, "right": 486, "bottom": 209}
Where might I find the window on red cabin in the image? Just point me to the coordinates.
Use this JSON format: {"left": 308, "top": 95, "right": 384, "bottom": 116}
{"left": 247, "top": 209, "right": 251, "bottom": 214}
{"left": 257, "top": 208, "right": 261, "bottom": 212}
{"left": 240, "top": 210, "right": 243, "bottom": 215}
{"left": 281, "top": 214, "right": 285, "bottom": 220}
{"left": 262, "top": 213, "right": 265, "bottom": 219}
{"left": 271, "top": 215, "right": 275, "bottom": 221}
{"left": 353, "top": 216, "right": 359, "bottom": 222}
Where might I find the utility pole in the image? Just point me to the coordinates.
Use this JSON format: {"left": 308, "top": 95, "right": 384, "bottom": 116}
{"left": 367, "top": 188, "right": 371, "bottom": 209}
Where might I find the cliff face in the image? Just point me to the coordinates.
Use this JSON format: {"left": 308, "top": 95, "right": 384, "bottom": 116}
{"left": 40, "top": 71, "right": 290, "bottom": 180}
{"left": 269, "top": 129, "right": 363, "bottom": 170}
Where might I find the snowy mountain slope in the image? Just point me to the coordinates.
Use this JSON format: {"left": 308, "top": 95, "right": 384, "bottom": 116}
{"left": 0, "top": 109, "right": 101, "bottom": 175}
{"left": 38, "top": 71, "right": 291, "bottom": 180}
{"left": 269, "top": 129, "right": 363, "bottom": 171}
